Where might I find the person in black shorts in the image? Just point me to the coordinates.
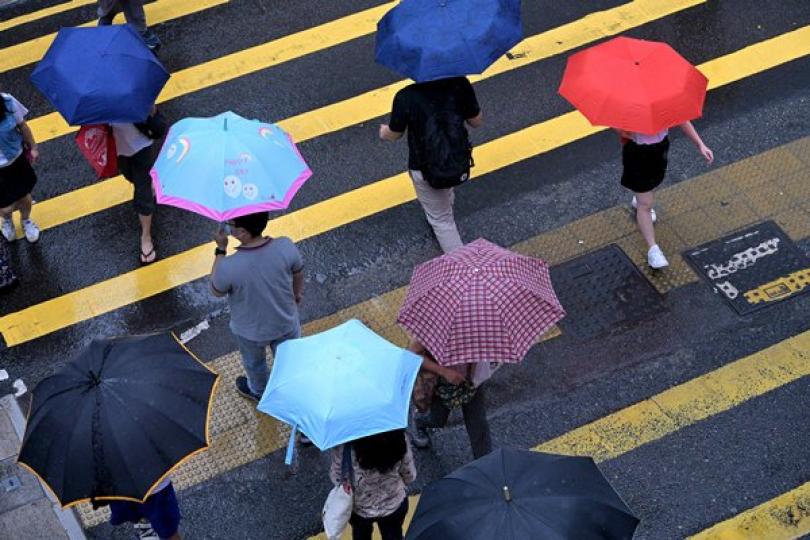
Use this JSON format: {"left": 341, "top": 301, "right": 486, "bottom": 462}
{"left": 0, "top": 93, "right": 41, "bottom": 245}
{"left": 617, "top": 120, "right": 713, "bottom": 269}
{"left": 379, "top": 77, "right": 482, "bottom": 253}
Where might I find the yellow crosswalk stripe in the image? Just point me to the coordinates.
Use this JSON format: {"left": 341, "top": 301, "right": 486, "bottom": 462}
{"left": 1, "top": 25, "right": 809, "bottom": 347}
{"left": 25, "top": 1, "right": 397, "bottom": 141}
{"left": 0, "top": 0, "right": 229, "bottom": 74}
{"left": 310, "top": 332, "right": 810, "bottom": 539}
{"left": 22, "top": 0, "right": 702, "bottom": 239}
{"left": 25, "top": 0, "right": 702, "bottom": 144}
{"left": 0, "top": 0, "right": 96, "bottom": 32}
{"left": 688, "top": 482, "right": 810, "bottom": 539}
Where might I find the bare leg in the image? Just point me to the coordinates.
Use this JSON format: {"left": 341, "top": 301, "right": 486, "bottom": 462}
{"left": 139, "top": 213, "right": 155, "bottom": 263}
{"left": 634, "top": 190, "right": 657, "bottom": 248}
{"left": 16, "top": 194, "right": 33, "bottom": 221}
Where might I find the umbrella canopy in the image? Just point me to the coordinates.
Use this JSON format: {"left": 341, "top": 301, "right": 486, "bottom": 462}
{"left": 558, "top": 36, "right": 708, "bottom": 135}
{"left": 257, "top": 319, "right": 422, "bottom": 464}
{"left": 30, "top": 25, "right": 169, "bottom": 125}
{"left": 150, "top": 111, "right": 312, "bottom": 221}
{"left": 397, "top": 238, "right": 565, "bottom": 366}
{"left": 375, "top": 0, "right": 522, "bottom": 82}
{"left": 17, "top": 333, "right": 219, "bottom": 508}
{"left": 406, "top": 449, "right": 639, "bottom": 540}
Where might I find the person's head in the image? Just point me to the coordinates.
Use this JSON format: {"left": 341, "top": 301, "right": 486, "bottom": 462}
{"left": 226, "top": 211, "right": 269, "bottom": 243}
{"left": 353, "top": 429, "right": 407, "bottom": 474}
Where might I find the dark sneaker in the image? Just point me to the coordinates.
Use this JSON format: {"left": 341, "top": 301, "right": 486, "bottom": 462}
{"left": 410, "top": 427, "right": 431, "bottom": 449}
{"left": 140, "top": 29, "right": 161, "bottom": 51}
{"left": 235, "top": 376, "right": 260, "bottom": 402}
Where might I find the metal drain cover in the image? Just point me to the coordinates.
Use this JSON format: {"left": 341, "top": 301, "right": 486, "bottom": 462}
{"left": 683, "top": 220, "right": 809, "bottom": 316}
{"left": 550, "top": 244, "right": 664, "bottom": 339}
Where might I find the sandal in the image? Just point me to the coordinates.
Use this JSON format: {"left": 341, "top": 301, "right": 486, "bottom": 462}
{"left": 139, "top": 246, "right": 156, "bottom": 265}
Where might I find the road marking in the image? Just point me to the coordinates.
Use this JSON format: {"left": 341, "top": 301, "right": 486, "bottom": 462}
{"left": 309, "top": 332, "right": 810, "bottom": 539}
{"left": 25, "top": 1, "right": 397, "bottom": 142}
{"left": 2, "top": 26, "right": 809, "bottom": 347}
{"left": 0, "top": 0, "right": 228, "bottom": 74}
{"left": 744, "top": 268, "right": 810, "bottom": 305}
{"left": 23, "top": 0, "right": 702, "bottom": 238}
{"left": 25, "top": 0, "right": 701, "bottom": 143}
{"left": 688, "top": 482, "right": 810, "bottom": 539}
{"left": 0, "top": 0, "right": 95, "bottom": 32}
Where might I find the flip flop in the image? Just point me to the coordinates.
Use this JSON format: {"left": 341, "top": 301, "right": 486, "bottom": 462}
{"left": 139, "top": 246, "right": 156, "bottom": 265}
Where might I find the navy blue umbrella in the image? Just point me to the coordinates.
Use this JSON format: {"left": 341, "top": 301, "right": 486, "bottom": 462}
{"left": 31, "top": 25, "right": 169, "bottom": 125}
{"left": 406, "top": 449, "right": 639, "bottom": 540}
{"left": 375, "top": 0, "right": 522, "bottom": 82}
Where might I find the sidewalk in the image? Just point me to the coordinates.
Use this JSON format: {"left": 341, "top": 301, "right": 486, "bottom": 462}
{"left": 0, "top": 394, "right": 85, "bottom": 540}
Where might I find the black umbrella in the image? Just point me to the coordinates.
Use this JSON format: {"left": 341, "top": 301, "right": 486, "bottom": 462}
{"left": 406, "top": 448, "right": 639, "bottom": 540}
{"left": 17, "top": 333, "right": 219, "bottom": 508}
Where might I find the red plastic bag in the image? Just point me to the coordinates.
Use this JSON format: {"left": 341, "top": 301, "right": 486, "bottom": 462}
{"left": 75, "top": 125, "right": 118, "bottom": 179}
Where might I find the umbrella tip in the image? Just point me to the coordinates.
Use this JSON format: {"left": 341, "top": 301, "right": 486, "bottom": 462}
{"left": 502, "top": 485, "right": 512, "bottom": 502}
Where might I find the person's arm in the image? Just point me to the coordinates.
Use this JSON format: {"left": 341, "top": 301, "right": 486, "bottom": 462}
{"left": 210, "top": 228, "right": 230, "bottom": 298}
{"left": 328, "top": 447, "right": 342, "bottom": 485}
{"left": 292, "top": 269, "right": 304, "bottom": 304}
{"left": 399, "top": 441, "right": 417, "bottom": 485}
{"left": 18, "top": 121, "right": 39, "bottom": 162}
{"left": 465, "top": 111, "right": 483, "bottom": 129}
{"left": 379, "top": 124, "right": 404, "bottom": 141}
{"left": 678, "top": 121, "right": 714, "bottom": 163}
{"left": 408, "top": 338, "right": 466, "bottom": 385}
{"left": 381, "top": 90, "right": 408, "bottom": 142}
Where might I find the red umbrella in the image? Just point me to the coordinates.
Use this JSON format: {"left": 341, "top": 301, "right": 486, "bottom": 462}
{"left": 558, "top": 36, "right": 708, "bottom": 135}
{"left": 397, "top": 239, "right": 565, "bottom": 366}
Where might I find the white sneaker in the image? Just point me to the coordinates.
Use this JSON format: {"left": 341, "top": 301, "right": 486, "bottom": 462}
{"left": 0, "top": 219, "right": 14, "bottom": 242}
{"left": 647, "top": 245, "right": 669, "bottom": 269}
{"left": 22, "top": 219, "right": 40, "bottom": 243}
{"left": 632, "top": 196, "right": 657, "bottom": 223}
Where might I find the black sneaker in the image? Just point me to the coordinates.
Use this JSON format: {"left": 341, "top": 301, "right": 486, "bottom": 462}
{"left": 235, "top": 376, "right": 260, "bottom": 402}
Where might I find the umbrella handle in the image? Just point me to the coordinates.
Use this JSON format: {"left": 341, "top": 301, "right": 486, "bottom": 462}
{"left": 284, "top": 424, "right": 298, "bottom": 465}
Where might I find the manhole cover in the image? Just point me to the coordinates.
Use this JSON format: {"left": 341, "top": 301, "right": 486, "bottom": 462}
{"left": 550, "top": 244, "right": 664, "bottom": 339}
{"left": 683, "top": 221, "right": 810, "bottom": 316}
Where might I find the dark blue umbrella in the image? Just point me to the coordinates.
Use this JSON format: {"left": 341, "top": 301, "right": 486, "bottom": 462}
{"left": 375, "top": 0, "right": 522, "bottom": 82}
{"left": 406, "top": 449, "right": 639, "bottom": 540}
{"left": 31, "top": 25, "right": 169, "bottom": 125}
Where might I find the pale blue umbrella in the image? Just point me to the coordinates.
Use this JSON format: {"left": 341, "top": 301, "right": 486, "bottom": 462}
{"left": 150, "top": 111, "right": 312, "bottom": 221}
{"left": 257, "top": 319, "right": 422, "bottom": 464}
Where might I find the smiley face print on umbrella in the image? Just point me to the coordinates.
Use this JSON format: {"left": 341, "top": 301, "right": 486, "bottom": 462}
{"left": 151, "top": 111, "right": 312, "bottom": 221}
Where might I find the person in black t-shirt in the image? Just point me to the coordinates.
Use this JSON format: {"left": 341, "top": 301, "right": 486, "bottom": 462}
{"left": 379, "top": 77, "right": 482, "bottom": 253}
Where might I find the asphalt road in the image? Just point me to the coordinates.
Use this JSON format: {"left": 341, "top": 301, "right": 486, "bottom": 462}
{"left": 1, "top": 0, "right": 809, "bottom": 539}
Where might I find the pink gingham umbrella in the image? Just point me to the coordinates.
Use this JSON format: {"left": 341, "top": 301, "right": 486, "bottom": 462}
{"left": 397, "top": 238, "right": 566, "bottom": 366}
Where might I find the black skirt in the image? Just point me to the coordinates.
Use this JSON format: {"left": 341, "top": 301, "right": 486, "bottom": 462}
{"left": 0, "top": 153, "right": 37, "bottom": 208}
{"left": 620, "top": 137, "right": 670, "bottom": 194}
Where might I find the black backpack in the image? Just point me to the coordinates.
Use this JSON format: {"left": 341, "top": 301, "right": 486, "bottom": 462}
{"left": 417, "top": 95, "right": 474, "bottom": 189}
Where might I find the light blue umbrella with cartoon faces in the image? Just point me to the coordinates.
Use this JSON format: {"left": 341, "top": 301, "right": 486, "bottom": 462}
{"left": 150, "top": 111, "right": 312, "bottom": 221}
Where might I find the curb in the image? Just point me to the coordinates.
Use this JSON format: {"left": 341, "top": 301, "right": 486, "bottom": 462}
{"left": 1, "top": 394, "right": 87, "bottom": 540}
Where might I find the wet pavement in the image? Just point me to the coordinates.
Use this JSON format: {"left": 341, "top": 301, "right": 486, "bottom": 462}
{"left": 1, "top": 0, "right": 809, "bottom": 538}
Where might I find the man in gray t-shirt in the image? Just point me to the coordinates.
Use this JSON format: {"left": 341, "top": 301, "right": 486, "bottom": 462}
{"left": 210, "top": 211, "right": 304, "bottom": 401}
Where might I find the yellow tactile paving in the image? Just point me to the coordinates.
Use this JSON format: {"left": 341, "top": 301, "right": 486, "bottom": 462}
{"left": 0, "top": 0, "right": 229, "bottom": 73}
{"left": 688, "top": 481, "right": 810, "bottom": 539}
{"left": 309, "top": 331, "right": 810, "bottom": 539}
